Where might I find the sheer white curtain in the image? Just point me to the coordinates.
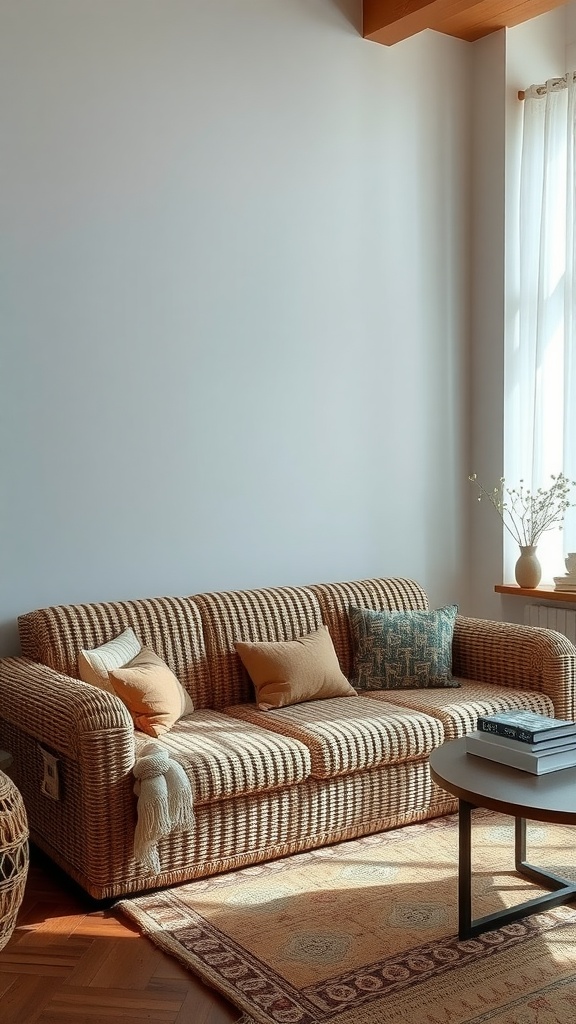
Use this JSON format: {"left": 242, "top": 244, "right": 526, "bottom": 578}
{"left": 505, "top": 71, "right": 576, "bottom": 582}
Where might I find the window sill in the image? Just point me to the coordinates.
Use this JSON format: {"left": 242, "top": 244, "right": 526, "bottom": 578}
{"left": 495, "top": 584, "right": 576, "bottom": 603}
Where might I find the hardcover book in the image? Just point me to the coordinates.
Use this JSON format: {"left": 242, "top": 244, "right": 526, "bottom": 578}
{"left": 466, "top": 728, "right": 576, "bottom": 755}
{"left": 476, "top": 709, "right": 576, "bottom": 744}
{"left": 465, "top": 732, "right": 576, "bottom": 775}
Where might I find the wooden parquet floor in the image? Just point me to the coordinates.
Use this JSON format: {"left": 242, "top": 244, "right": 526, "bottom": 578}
{"left": 0, "top": 850, "right": 240, "bottom": 1024}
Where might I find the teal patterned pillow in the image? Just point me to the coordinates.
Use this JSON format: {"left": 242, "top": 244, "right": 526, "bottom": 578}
{"left": 349, "top": 604, "right": 459, "bottom": 690}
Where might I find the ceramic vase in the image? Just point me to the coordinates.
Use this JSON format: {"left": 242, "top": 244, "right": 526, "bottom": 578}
{"left": 515, "top": 545, "right": 541, "bottom": 589}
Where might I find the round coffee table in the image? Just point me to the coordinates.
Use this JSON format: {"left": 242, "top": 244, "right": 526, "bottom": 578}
{"left": 429, "top": 737, "right": 576, "bottom": 939}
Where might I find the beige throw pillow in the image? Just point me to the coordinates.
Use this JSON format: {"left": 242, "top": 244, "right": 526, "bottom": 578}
{"left": 78, "top": 627, "right": 142, "bottom": 692}
{"left": 109, "top": 648, "right": 194, "bottom": 737}
{"left": 235, "top": 625, "right": 357, "bottom": 711}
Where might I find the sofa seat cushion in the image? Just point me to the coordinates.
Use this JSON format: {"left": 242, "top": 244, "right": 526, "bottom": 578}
{"left": 224, "top": 696, "right": 444, "bottom": 779}
{"left": 364, "top": 682, "right": 555, "bottom": 739}
{"left": 151, "top": 710, "right": 311, "bottom": 805}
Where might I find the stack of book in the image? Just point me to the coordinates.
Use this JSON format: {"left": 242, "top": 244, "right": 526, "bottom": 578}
{"left": 465, "top": 709, "right": 576, "bottom": 775}
{"left": 553, "top": 572, "right": 576, "bottom": 592}
{"left": 553, "top": 552, "right": 576, "bottom": 592}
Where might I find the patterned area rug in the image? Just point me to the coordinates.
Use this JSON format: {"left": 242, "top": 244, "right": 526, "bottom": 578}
{"left": 118, "top": 810, "right": 576, "bottom": 1024}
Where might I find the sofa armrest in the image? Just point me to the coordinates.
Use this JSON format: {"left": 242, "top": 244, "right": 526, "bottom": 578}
{"left": 0, "top": 656, "right": 136, "bottom": 759}
{"left": 0, "top": 657, "right": 137, "bottom": 899}
{"left": 453, "top": 616, "right": 576, "bottom": 720}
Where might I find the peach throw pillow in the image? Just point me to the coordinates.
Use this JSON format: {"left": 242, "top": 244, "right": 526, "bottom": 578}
{"left": 235, "top": 625, "right": 357, "bottom": 711}
{"left": 109, "top": 648, "right": 194, "bottom": 737}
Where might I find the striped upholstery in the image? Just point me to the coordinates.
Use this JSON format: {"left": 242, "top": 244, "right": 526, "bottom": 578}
{"left": 364, "top": 682, "right": 555, "bottom": 740}
{"left": 0, "top": 658, "right": 137, "bottom": 894}
{"left": 128, "top": 757, "right": 449, "bottom": 897}
{"left": 224, "top": 696, "right": 444, "bottom": 778}
{"left": 453, "top": 615, "right": 576, "bottom": 720}
{"left": 18, "top": 597, "right": 211, "bottom": 707}
{"left": 310, "top": 578, "right": 429, "bottom": 679}
{"left": 191, "top": 585, "right": 324, "bottom": 709}
{"left": 1, "top": 674, "right": 447, "bottom": 899}
{"left": 137, "top": 760, "right": 451, "bottom": 896}
{"left": 4, "top": 576, "right": 575, "bottom": 899}
{"left": 0, "top": 657, "right": 134, "bottom": 755}
{"left": 153, "top": 710, "right": 311, "bottom": 804}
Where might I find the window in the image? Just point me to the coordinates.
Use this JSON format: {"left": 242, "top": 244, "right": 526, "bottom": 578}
{"left": 505, "top": 72, "right": 576, "bottom": 581}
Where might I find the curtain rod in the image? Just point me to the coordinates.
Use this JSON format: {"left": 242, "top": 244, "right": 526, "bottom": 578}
{"left": 518, "top": 71, "right": 576, "bottom": 101}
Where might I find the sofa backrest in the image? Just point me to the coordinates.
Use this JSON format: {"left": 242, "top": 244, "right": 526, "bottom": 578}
{"left": 191, "top": 584, "right": 324, "bottom": 707}
{"left": 310, "top": 578, "right": 429, "bottom": 680}
{"left": 18, "top": 596, "right": 211, "bottom": 707}
{"left": 17, "top": 577, "right": 429, "bottom": 710}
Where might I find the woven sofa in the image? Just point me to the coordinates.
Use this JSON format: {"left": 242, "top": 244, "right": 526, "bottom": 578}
{"left": 0, "top": 576, "right": 574, "bottom": 901}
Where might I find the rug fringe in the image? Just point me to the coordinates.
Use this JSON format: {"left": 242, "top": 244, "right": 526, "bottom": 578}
{"left": 236, "top": 1016, "right": 256, "bottom": 1024}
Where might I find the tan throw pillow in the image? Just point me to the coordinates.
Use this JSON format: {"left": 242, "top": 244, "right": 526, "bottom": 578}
{"left": 78, "top": 627, "right": 142, "bottom": 692}
{"left": 109, "top": 648, "right": 194, "bottom": 737}
{"left": 235, "top": 625, "right": 357, "bottom": 711}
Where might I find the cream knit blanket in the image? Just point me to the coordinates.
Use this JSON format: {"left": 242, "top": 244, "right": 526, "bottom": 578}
{"left": 132, "top": 741, "right": 194, "bottom": 874}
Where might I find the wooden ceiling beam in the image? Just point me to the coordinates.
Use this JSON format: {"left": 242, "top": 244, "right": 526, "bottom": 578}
{"left": 363, "top": 0, "right": 487, "bottom": 45}
{"left": 435, "top": 0, "right": 569, "bottom": 41}
{"left": 363, "top": 0, "right": 570, "bottom": 45}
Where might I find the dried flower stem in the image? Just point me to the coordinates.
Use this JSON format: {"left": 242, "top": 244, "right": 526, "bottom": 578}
{"left": 468, "top": 473, "right": 576, "bottom": 547}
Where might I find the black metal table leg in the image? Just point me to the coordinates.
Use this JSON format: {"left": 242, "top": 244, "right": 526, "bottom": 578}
{"left": 515, "top": 815, "right": 526, "bottom": 867}
{"left": 458, "top": 809, "right": 576, "bottom": 939}
{"left": 458, "top": 799, "right": 473, "bottom": 939}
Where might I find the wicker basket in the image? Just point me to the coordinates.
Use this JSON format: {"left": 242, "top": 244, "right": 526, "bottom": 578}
{"left": 0, "top": 770, "right": 29, "bottom": 952}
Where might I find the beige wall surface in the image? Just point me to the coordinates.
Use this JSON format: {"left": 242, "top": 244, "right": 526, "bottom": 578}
{"left": 1, "top": 0, "right": 472, "bottom": 654}
{"left": 4, "top": 0, "right": 575, "bottom": 656}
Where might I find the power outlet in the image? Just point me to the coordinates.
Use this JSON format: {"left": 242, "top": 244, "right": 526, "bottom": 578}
{"left": 39, "top": 746, "right": 60, "bottom": 801}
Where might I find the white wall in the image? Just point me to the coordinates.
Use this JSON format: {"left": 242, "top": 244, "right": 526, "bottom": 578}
{"left": 0, "top": 0, "right": 471, "bottom": 654}
{"left": 566, "top": 2, "right": 576, "bottom": 68}
{"left": 467, "top": 29, "right": 507, "bottom": 620}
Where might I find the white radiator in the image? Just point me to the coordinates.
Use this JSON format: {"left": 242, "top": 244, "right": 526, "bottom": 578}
{"left": 525, "top": 604, "right": 576, "bottom": 645}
